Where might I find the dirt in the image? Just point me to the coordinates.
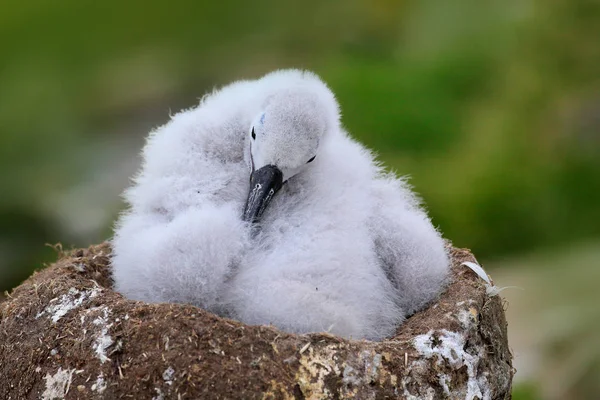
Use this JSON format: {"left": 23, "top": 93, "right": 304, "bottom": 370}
{"left": 0, "top": 243, "right": 513, "bottom": 399}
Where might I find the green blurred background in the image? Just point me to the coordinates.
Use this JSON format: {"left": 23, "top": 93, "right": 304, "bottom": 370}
{"left": 1, "top": 0, "right": 598, "bottom": 398}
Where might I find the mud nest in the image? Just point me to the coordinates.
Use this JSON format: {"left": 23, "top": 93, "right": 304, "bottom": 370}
{"left": 0, "top": 243, "right": 513, "bottom": 399}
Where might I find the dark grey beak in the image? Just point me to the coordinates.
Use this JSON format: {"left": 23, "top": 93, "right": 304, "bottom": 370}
{"left": 243, "top": 165, "right": 283, "bottom": 223}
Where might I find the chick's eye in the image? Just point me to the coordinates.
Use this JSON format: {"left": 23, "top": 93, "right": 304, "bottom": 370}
{"left": 307, "top": 155, "right": 316, "bottom": 164}
{"left": 251, "top": 127, "right": 256, "bottom": 140}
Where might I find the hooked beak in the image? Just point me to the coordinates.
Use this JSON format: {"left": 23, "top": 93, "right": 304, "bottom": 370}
{"left": 243, "top": 165, "right": 283, "bottom": 223}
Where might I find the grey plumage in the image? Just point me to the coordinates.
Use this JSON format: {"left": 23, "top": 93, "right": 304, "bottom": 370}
{"left": 111, "top": 69, "right": 449, "bottom": 340}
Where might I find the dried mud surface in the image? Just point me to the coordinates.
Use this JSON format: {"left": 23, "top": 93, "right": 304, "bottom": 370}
{"left": 0, "top": 243, "right": 513, "bottom": 399}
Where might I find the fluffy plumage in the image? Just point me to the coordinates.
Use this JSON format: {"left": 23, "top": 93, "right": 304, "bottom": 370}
{"left": 111, "top": 69, "right": 449, "bottom": 340}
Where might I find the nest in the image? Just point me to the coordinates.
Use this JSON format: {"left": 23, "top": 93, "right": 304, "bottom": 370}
{"left": 0, "top": 243, "right": 512, "bottom": 399}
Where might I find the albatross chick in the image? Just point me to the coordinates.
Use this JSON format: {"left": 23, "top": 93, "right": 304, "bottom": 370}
{"left": 112, "top": 69, "right": 449, "bottom": 340}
